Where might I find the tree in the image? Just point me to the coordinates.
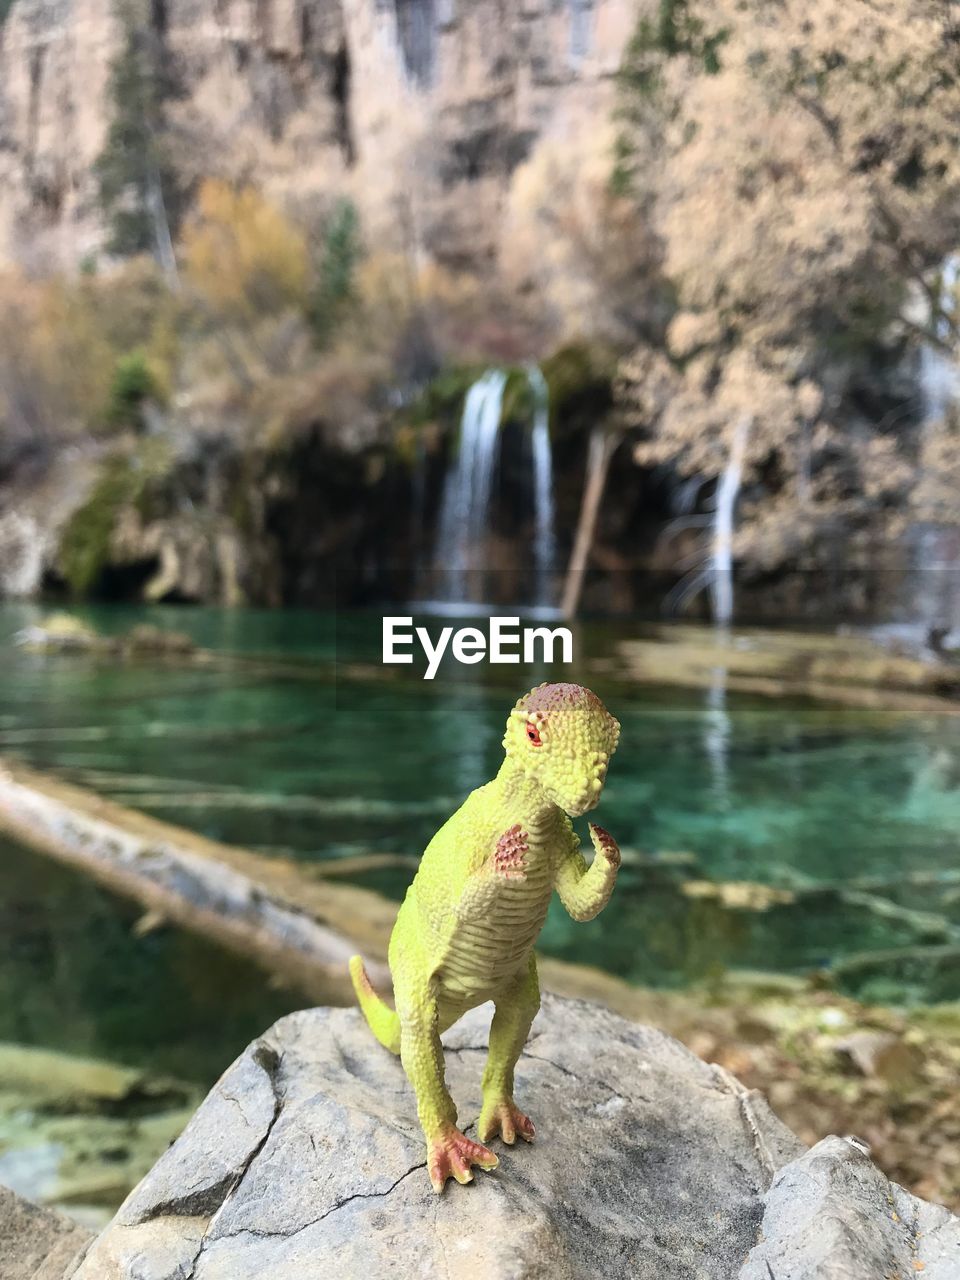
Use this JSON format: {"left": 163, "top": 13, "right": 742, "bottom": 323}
{"left": 615, "top": 0, "right": 960, "bottom": 616}
{"left": 95, "top": 3, "right": 182, "bottom": 281}
{"left": 181, "top": 180, "right": 309, "bottom": 324}
{"left": 309, "top": 199, "right": 361, "bottom": 345}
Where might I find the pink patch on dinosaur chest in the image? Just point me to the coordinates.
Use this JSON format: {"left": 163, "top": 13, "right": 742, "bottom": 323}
{"left": 494, "top": 824, "right": 529, "bottom": 880}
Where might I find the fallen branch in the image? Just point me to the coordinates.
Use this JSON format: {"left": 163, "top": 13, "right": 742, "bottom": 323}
{"left": 0, "top": 759, "right": 395, "bottom": 1005}
{"left": 0, "top": 760, "right": 693, "bottom": 1029}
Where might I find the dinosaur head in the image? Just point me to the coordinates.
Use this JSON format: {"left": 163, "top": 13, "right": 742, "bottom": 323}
{"left": 503, "top": 683, "right": 620, "bottom": 816}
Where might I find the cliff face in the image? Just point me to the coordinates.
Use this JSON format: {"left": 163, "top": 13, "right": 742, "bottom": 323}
{"left": 0, "top": 0, "right": 634, "bottom": 273}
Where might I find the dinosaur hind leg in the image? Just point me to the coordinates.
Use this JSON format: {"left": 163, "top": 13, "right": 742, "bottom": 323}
{"left": 396, "top": 975, "right": 498, "bottom": 1193}
{"left": 478, "top": 953, "right": 540, "bottom": 1145}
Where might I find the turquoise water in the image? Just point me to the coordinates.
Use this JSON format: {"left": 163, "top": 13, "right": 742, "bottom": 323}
{"left": 0, "top": 835, "right": 303, "bottom": 1081}
{"left": 0, "top": 602, "right": 959, "bottom": 1078}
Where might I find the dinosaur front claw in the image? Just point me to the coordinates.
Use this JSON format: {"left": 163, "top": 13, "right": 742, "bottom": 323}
{"left": 427, "top": 1126, "right": 499, "bottom": 1193}
{"left": 477, "top": 1097, "right": 536, "bottom": 1146}
{"left": 588, "top": 822, "right": 621, "bottom": 867}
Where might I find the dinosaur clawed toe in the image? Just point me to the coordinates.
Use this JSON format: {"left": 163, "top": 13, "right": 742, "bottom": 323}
{"left": 427, "top": 1126, "right": 499, "bottom": 1193}
{"left": 478, "top": 1097, "right": 536, "bottom": 1146}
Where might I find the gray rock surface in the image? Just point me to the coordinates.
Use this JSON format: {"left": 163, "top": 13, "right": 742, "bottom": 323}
{"left": 0, "top": 1183, "right": 92, "bottom": 1280}
{"left": 741, "top": 1134, "right": 960, "bottom": 1280}
{"left": 71, "top": 994, "right": 959, "bottom": 1280}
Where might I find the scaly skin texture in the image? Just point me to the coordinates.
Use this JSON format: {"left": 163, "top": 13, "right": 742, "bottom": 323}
{"left": 350, "top": 682, "right": 621, "bottom": 1192}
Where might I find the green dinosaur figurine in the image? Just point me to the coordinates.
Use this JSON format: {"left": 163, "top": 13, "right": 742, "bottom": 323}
{"left": 350, "top": 682, "right": 621, "bottom": 1192}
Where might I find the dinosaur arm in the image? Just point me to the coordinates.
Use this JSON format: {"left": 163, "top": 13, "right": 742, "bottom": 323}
{"left": 554, "top": 821, "right": 621, "bottom": 922}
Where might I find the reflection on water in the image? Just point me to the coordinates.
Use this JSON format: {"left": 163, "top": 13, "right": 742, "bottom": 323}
{"left": 0, "top": 835, "right": 303, "bottom": 1221}
{"left": 0, "top": 602, "right": 958, "bottom": 1028}
{"left": 703, "top": 664, "right": 732, "bottom": 812}
{"left": 0, "top": 837, "right": 303, "bottom": 1080}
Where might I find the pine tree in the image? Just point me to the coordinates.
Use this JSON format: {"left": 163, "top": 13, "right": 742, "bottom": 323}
{"left": 309, "top": 199, "right": 361, "bottom": 344}
{"left": 94, "top": 3, "right": 181, "bottom": 282}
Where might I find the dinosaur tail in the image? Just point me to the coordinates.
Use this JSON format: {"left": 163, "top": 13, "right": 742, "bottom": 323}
{"left": 349, "top": 955, "right": 401, "bottom": 1055}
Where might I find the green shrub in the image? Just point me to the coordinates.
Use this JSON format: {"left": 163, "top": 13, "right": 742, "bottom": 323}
{"left": 107, "top": 349, "right": 160, "bottom": 428}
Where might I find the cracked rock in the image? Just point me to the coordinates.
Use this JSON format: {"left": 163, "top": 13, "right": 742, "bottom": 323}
{"left": 68, "top": 994, "right": 959, "bottom": 1279}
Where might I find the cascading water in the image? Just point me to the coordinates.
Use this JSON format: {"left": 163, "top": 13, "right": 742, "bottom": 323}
{"left": 526, "top": 364, "right": 558, "bottom": 611}
{"left": 919, "top": 344, "right": 960, "bottom": 423}
{"left": 914, "top": 256, "right": 960, "bottom": 636}
{"left": 422, "top": 365, "right": 558, "bottom": 611}
{"left": 409, "top": 430, "right": 428, "bottom": 581}
{"left": 430, "top": 369, "right": 508, "bottom": 606}
{"left": 709, "top": 417, "right": 750, "bottom": 627}
{"left": 661, "top": 421, "right": 749, "bottom": 624}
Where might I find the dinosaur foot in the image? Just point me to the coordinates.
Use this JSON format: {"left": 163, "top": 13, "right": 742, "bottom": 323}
{"left": 427, "top": 1126, "right": 499, "bottom": 1193}
{"left": 478, "top": 1097, "right": 536, "bottom": 1146}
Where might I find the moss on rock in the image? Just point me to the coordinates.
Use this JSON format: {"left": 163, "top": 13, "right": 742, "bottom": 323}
{"left": 57, "top": 441, "right": 173, "bottom": 598}
{"left": 540, "top": 342, "right": 616, "bottom": 427}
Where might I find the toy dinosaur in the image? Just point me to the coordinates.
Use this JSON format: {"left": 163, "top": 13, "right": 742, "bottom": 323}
{"left": 350, "top": 682, "right": 621, "bottom": 1192}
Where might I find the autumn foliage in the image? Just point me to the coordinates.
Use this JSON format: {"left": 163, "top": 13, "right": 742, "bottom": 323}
{"left": 614, "top": 0, "right": 960, "bottom": 587}
{"left": 182, "top": 181, "right": 309, "bottom": 323}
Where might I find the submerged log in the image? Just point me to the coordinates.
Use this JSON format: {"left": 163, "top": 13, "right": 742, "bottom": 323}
{"left": 0, "top": 760, "right": 395, "bottom": 1005}
{"left": 0, "top": 760, "right": 691, "bottom": 1028}
{"left": 612, "top": 625, "right": 960, "bottom": 715}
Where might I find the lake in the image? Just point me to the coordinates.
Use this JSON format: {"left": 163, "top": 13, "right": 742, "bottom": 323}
{"left": 0, "top": 602, "right": 958, "bottom": 1085}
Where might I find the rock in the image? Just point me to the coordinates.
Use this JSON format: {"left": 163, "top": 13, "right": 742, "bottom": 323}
{"left": 13, "top": 615, "right": 196, "bottom": 660}
{"left": 121, "top": 624, "right": 196, "bottom": 657}
{"left": 833, "top": 1030, "right": 921, "bottom": 1086}
{"left": 75, "top": 994, "right": 788, "bottom": 1279}
{"left": 71, "top": 994, "right": 960, "bottom": 1279}
{"left": 0, "top": 0, "right": 633, "bottom": 281}
{"left": 741, "top": 1135, "right": 960, "bottom": 1279}
{"left": 14, "top": 614, "right": 103, "bottom": 653}
{"left": 0, "top": 1183, "right": 92, "bottom": 1280}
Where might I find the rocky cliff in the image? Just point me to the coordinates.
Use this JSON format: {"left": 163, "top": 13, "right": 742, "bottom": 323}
{"left": 0, "top": 0, "right": 634, "bottom": 274}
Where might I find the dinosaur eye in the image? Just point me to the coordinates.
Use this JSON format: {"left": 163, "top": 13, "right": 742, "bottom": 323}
{"left": 526, "top": 721, "right": 542, "bottom": 746}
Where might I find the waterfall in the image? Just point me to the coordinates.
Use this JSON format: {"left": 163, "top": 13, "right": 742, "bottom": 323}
{"left": 431, "top": 369, "right": 507, "bottom": 605}
{"left": 568, "top": 0, "right": 594, "bottom": 63}
{"left": 916, "top": 344, "right": 958, "bottom": 632}
{"left": 0, "top": 513, "right": 45, "bottom": 599}
{"left": 527, "top": 364, "right": 557, "bottom": 610}
{"left": 409, "top": 430, "right": 427, "bottom": 582}
{"left": 919, "top": 344, "right": 960, "bottom": 423}
{"left": 395, "top": 0, "right": 437, "bottom": 87}
{"left": 423, "top": 365, "right": 558, "bottom": 611}
{"left": 710, "top": 417, "right": 750, "bottom": 626}
{"left": 913, "top": 256, "right": 960, "bottom": 636}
